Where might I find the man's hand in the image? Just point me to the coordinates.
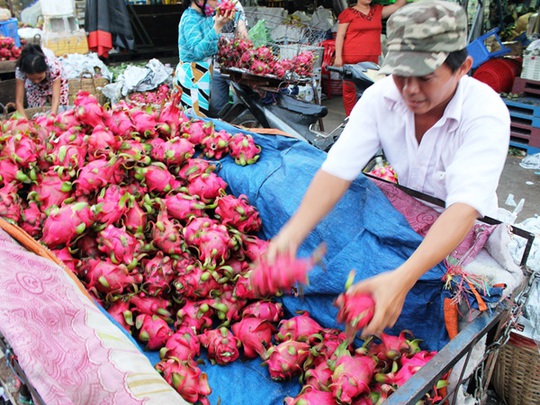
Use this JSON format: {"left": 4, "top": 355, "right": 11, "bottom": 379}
{"left": 346, "top": 269, "right": 411, "bottom": 337}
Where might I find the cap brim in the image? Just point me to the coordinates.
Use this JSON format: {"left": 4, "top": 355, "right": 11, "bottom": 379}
{"left": 379, "top": 50, "right": 449, "bottom": 76}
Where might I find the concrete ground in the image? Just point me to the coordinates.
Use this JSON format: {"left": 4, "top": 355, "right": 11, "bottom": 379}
{"left": 320, "top": 95, "right": 540, "bottom": 223}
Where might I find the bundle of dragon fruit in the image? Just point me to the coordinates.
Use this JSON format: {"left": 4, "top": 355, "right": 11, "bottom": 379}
{"left": 0, "top": 35, "right": 20, "bottom": 61}
{"left": 0, "top": 89, "right": 445, "bottom": 404}
{"left": 217, "top": 37, "right": 316, "bottom": 79}
{"left": 126, "top": 83, "right": 172, "bottom": 106}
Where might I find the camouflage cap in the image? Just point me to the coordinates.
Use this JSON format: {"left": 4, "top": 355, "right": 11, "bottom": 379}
{"left": 380, "top": 0, "right": 468, "bottom": 77}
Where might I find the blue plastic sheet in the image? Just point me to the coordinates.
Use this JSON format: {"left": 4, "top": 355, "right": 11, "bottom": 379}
{"left": 104, "top": 119, "right": 452, "bottom": 405}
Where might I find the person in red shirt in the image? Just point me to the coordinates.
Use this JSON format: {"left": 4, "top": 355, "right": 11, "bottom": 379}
{"left": 334, "top": 0, "right": 406, "bottom": 116}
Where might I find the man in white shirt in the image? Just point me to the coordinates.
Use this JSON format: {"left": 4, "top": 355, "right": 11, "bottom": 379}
{"left": 267, "top": 0, "right": 510, "bottom": 336}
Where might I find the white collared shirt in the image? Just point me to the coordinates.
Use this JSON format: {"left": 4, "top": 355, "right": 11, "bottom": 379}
{"left": 322, "top": 75, "right": 510, "bottom": 217}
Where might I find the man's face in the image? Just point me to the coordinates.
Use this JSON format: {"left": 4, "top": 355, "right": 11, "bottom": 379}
{"left": 392, "top": 59, "right": 470, "bottom": 116}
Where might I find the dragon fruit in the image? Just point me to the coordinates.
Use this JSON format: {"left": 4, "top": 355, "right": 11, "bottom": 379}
{"left": 0, "top": 159, "right": 29, "bottom": 186}
{"left": 0, "top": 182, "right": 22, "bottom": 223}
{"left": 264, "top": 340, "right": 311, "bottom": 380}
{"left": 183, "top": 218, "right": 235, "bottom": 268}
{"left": 94, "top": 185, "right": 131, "bottom": 228}
{"left": 231, "top": 316, "right": 275, "bottom": 359}
{"left": 97, "top": 224, "right": 142, "bottom": 267}
{"left": 284, "top": 385, "right": 336, "bottom": 405}
{"left": 155, "top": 358, "right": 212, "bottom": 405}
{"left": 174, "top": 263, "right": 220, "bottom": 300}
{"left": 175, "top": 300, "right": 214, "bottom": 333}
{"left": 83, "top": 258, "right": 143, "bottom": 297}
{"left": 131, "top": 108, "right": 159, "bottom": 138}
{"left": 87, "top": 124, "right": 122, "bottom": 157}
{"left": 105, "top": 106, "right": 135, "bottom": 137}
{"left": 275, "top": 311, "right": 323, "bottom": 344}
{"left": 163, "top": 192, "right": 206, "bottom": 223}
{"left": 184, "top": 171, "right": 228, "bottom": 204}
{"left": 200, "top": 129, "right": 231, "bottom": 159}
{"left": 249, "top": 243, "right": 326, "bottom": 296}
{"left": 28, "top": 169, "right": 73, "bottom": 212}
{"left": 75, "top": 156, "right": 125, "bottom": 196}
{"left": 303, "top": 360, "right": 333, "bottom": 391}
{"left": 214, "top": 194, "right": 262, "bottom": 233}
{"left": 228, "top": 133, "right": 261, "bottom": 166}
{"left": 329, "top": 343, "right": 377, "bottom": 403}
{"left": 123, "top": 200, "right": 147, "bottom": 235}
{"left": 177, "top": 157, "right": 214, "bottom": 182}
{"left": 239, "top": 234, "right": 269, "bottom": 262}
{"left": 135, "top": 162, "right": 179, "bottom": 195}
{"left": 335, "top": 270, "right": 375, "bottom": 339}
{"left": 106, "top": 299, "right": 134, "bottom": 332}
{"left": 150, "top": 209, "right": 185, "bottom": 256}
{"left": 181, "top": 119, "right": 214, "bottom": 145}
{"left": 199, "top": 326, "right": 240, "bottom": 366}
{"left": 142, "top": 251, "right": 178, "bottom": 296}
{"left": 47, "top": 143, "right": 88, "bottom": 172}
{"left": 1, "top": 132, "right": 39, "bottom": 168}
{"left": 20, "top": 201, "right": 45, "bottom": 237}
{"left": 74, "top": 91, "right": 106, "bottom": 128}
{"left": 241, "top": 300, "right": 284, "bottom": 323}
{"left": 130, "top": 293, "right": 173, "bottom": 322}
{"left": 159, "top": 326, "right": 201, "bottom": 361}
{"left": 40, "top": 202, "right": 95, "bottom": 248}
{"left": 365, "top": 330, "right": 422, "bottom": 362}
{"left": 135, "top": 314, "right": 173, "bottom": 350}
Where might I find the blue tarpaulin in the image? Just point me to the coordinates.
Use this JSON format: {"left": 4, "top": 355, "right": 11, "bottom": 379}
{"left": 105, "top": 119, "right": 450, "bottom": 404}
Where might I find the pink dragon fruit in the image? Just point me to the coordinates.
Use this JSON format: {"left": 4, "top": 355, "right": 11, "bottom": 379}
{"left": 75, "top": 156, "right": 125, "bottom": 196}
{"left": 199, "top": 326, "right": 240, "bottom": 366}
{"left": 142, "top": 251, "right": 178, "bottom": 296}
{"left": 183, "top": 218, "right": 235, "bottom": 268}
{"left": 0, "top": 159, "right": 29, "bottom": 186}
{"left": 376, "top": 350, "right": 438, "bottom": 388}
{"left": 329, "top": 343, "right": 377, "bottom": 403}
{"left": 123, "top": 200, "right": 148, "bottom": 234}
{"left": 228, "top": 133, "right": 261, "bottom": 166}
{"left": 284, "top": 385, "right": 336, "bottom": 405}
{"left": 241, "top": 300, "right": 284, "bottom": 323}
{"left": 173, "top": 263, "right": 220, "bottom": 300}
{"left": 177, "top": 157, "right": 214, "bottom": 182}
{"left": 231, "top": 316, "right": 275, "bottom": 359}
{"left": 94, "top": 185, "right": 131, "bottom": 228}
{"left": 250, "top": 59, "right": 271, "bottom": 76}
{"left": 28, "top": 169, "right": 73, "bottom": 212}
{"left": 303, "top": 360, "right": 333, "bottom": 391}
{"left": 0, "top": 182, "right": 22, "bottom": 223}
{"left": 239, "top": 234, "right": 269, "bottom": 262}
{"left": 275, "top": 311, "right": 323, "bottom": 344}
{"left": 158, "top": 137, "right": 196, "bottom": 166}
{"left": 157, "top": 90, "right": 189, "bottom": 137}
{"left": 200, "top": 129, "right": 231, "bottom": 159}
{"left": 1, "top": 133, "right": 39, "bottom": 169}
{"left": 249, "top": 243, "right": 326, "bottom": 296}
{"left": 129, "top": 292, "right": 173, "bottom": 322}
{"left": 87, "top": 124, "right": 122, "bottom": 157}
{"left": 74, "top": 91, "right": 106, "bottom": 128}
{"left": 184, "top": 171, "right": 228, "bottom": 204}
{"left": 335, "top": 270, "right": 376, "bottom": 339}
{"left": 174, "top": 299, "right": 214, "bottom": 333}
{"left": 106, "top": 299, "right": 134, "bottom": 332}
{"left": 97, "top": 224, "right": 142, "bottom": 267}
{"left": 135, "top": 314, "right": 173, "bottom": 350}
{"left": 208, "top": 289, "right": 247, "bottom": 324}
{"left": 50, "top": 246, "right": 81, "bottom": 275}
{"left": 20, "top": 201, "right": 45, "bottom": 237}
{"left": 105, "top": 106, "right": 135, "bottom": 137}
{"left": 159, "top": 326, "right": 201, "bottom": 361}
{"left": 214, "top": 194, "right": 262, "bottom": 233}
{"left": 181, "top": 119, "right": 215, "bottom": 145}
{"left": 155, "top": 358, "right": 212, "bottom": 405}
{"left": 40, "top": 202, "right": 95, "bottom": 248}
{"left": 83, "top": 258, "right": 143, "bottom": 297}
{"left": 365, "top": 330, "right": 422, "bottom": 362}
{"left": 53, "top": 108, "right": 79, "bottom": 130}
{"left": 130, "top": 108, "right": 159, "bottom": 138}
{"left": 47, "top": 143, "right": 88, "bottom": 171}
{"left": 135, "top": 162, "right": 179, "bottom": 195}
{"left": 264, "top": 340, "right": 311, "bottom": 380}
{"left": 163, "top": 192, "right": 206, "bottom": 223}
{"left": 150, "top": 209, "right": 184, "bottom": 256}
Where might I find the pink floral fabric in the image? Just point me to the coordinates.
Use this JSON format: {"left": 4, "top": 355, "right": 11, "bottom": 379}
{"left": 0, "top": 229, "right": 186, "bottom": 404}
{"left": 371, "top": 178, "right": 497, "bottom": 266}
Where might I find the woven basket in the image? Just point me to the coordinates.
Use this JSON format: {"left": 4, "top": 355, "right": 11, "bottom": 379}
{"left": 492, "top": 332, "right": 540, "bottom": 405}
{"left": 68, "top": 71, "right": 109, "bottom": 105}
{"left": 1, "top": 103, "right": 50, "bottom": 119}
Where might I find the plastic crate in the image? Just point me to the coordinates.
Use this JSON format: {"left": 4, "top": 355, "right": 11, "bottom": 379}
{"left": 512, "top": 77, "right": 540, "bottom": 98}
{"left": 521, "top": 54, "right": 540, "bottom": 81}
{"left": 0, "top": 18, "right": 21, "bottom": 48}
{"left": 466, "top": 28, "right": 510, "bottom": 69}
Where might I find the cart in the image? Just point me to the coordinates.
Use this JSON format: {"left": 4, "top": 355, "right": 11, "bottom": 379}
{"left": 0, "top": 118, "right": 536, "bottom": 405}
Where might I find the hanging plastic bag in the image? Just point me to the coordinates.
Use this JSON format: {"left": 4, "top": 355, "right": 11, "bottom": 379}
{"left": 249, "top": 19, "right": 270, "bottom": 48}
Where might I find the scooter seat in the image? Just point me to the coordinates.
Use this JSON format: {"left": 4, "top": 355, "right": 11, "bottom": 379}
{"left": 277, "top": 95, "right": 328, "bottom": 118}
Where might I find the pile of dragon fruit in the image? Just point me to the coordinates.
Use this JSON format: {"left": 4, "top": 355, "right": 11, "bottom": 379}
{"left": 217, "top": 37, "right": 315, "bottom": 79}
{"left": 0, "top": 90, "right": 447, "bottom": 404}
{"left": 0, "top": 35, "right": 20, "bottom": 61}
{"left": 126, "top": 83, "right": 172, "bottom": 106}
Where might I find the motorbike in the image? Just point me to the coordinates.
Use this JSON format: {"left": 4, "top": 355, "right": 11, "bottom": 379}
{"left": 219, "top": 61, "right": 380, "bottom": 151}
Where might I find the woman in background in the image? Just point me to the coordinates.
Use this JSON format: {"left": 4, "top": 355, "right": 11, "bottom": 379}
{"left": 334, "top": 0, "right": 406, "bottom": 116}
{"left": 15, "top": 44, "right": 69, "bottom": 118}
{"left": 175, "top": 0, "right": 234, "bottom": 116}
